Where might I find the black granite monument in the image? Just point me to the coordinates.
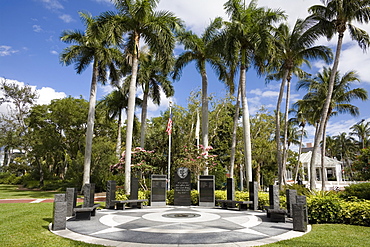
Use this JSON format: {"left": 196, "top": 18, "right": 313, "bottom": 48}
{"left": 52, "top": 194, "right": 67, "bottom": 231}
{"left": 151, "top": 174, "right": 167, "bottom": 206}
{"left": 199, "top": 175, "right": 215, "bottom": 207}
{"left": 174, "top": 167, "right": 191, "bottom": 206}
{"left": 105, "top": 180, "right": 116, "bottom": 209}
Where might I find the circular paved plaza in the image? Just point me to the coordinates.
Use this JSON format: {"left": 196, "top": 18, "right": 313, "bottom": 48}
{"left": 51, "top": 206, "right": 310, "bottom": 246}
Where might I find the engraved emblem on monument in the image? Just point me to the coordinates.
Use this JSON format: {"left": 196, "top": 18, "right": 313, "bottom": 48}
{"left": 177, "top": 167, "right": 189, "bottom": 179}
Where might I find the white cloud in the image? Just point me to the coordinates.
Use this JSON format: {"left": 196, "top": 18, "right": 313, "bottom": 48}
{"left": 0, "top": 78, "right": 66, "bottom": 115}
{"left": 0, "top": 45, "right": 18, "bottom": 56}
{"left": 32, "top": 25, "right": 42, "bottom": 32}
{"left": 50, "top": 50, "right": 58, "bottom": 55}
{"left": 59, "top": 14, "right": 74, "bottom": 23}
{"left": 39, "top": 0, "right": 64, "bottom": 10}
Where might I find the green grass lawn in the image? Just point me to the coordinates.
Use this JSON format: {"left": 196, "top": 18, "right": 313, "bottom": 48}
{"left": 0, "top": 184, "right": 369, "bottom": 246}
{"left": 0, "top": 184, "right": 59, "bottom": 199}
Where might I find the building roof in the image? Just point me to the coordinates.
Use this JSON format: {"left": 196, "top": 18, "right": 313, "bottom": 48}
{"left": 300, "top": 151, "right": 342, "bottom": 167}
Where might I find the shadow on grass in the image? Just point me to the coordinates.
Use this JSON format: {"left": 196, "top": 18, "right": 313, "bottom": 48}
{"left": 43, "top": 217, "right": 53, "bottom": 230}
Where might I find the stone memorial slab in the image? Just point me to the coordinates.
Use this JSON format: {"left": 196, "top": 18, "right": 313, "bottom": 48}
{"left": 292, "top": 203, "right": 308, "bottom": 232}
{"left": 227, "top": 178, "right": 235, "bottom": 201}
{"left": 174, "top": 167, "right": 191, "bottom": 206}
{"left": 199, "top": 175, "right": 215, "bottom": 207}
{"left": 66, "top": 188, "right": 77, "bottom": 217}
{"left": 106, "top": 180, "right": 116, "bottom": 209}
{"left": 151, "top": 175, "right": 167, "bottom": 206}
{"left": 83, "top": 183, "right": 95, "bottom": 208}
{"left": 286, "top": 189, "right": 297, "bottom": 217}
{"left": 52, "top": 194, "right": 67, "bottom": 231}
{"left": 249, "top": 181, "right": 258, "bottom": 210}
{"left": 296, "top": 195, "right": 308, "bottom": 223}
{"left": 130, "top": 177, "right": 139, "bottom": 208}
{"left": 269, "top": 185, "right": 280, "bottom": 209}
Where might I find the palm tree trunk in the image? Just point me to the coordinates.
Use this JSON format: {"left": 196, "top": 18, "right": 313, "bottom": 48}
{"left": 125, "top": 33, "right": 140, "bottom": 195}
{"left": 281, "top": 76, "right": 292, "bottom": 188}
{"left": 310, "top": 33, "right": 344, "bottom": 190}
{"left": 230, "top": 84, "right": 241, "bottom": 178}
{"left": 140, "top": 83, "right": 149, "bottom": 148}
{"left": 201, "top": 66, "right": 209, "bottom": 175}
{"left": 321, "top": 116, "right": 329, "bottom": 191}
{"left": 116, "top": 109, "right": 122, "bottom": 158}
{"left": 276, "top": 70, "right": 289, "bottom": 190}
{"left": 294, "top": 125, "right": 305, "bottom": 182}
{"left": 240, "top": 49, "right": 252, "bottom": 188}
{"left": 82, "top": 62, "right": 98, "bottom": 185}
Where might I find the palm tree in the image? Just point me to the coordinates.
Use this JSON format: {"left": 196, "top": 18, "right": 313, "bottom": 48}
{"left": 129, "top": 51, "right": 174, "bottom": 148}
{"left": 307, "top": 0, "right": 370, "bottom": 190}
{"left": 172, "top": 17, "right": 226, "bottom": 174}
{"left": 100, "top": 0, "right": 183, "bottom": 194}
{"left": 266, "top": 18, "right": 332, "bottom": 189}
{"left": 222, "top": 0, "right": 285, "bottom": 185}
{"left": 297, "top": 67, "right": 368, "bottom": 188}
{"left": 60, "top": 12, "right": 122, "bottom": 185}
{"left": 335, "top": 132, "right": 356, "bottom": 180}
{"left": 350, "top": 120, "right": 370, "bottom": 149}
{"left": 98, "top": 88, "right": 142, "bottom": 158}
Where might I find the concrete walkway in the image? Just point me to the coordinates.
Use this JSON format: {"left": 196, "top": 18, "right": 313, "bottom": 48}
{"left": 51, "top": 206, "right": 310, "bottom": 247}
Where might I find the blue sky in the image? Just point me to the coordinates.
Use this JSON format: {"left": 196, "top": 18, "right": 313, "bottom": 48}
{"left": 1, "top": 0, "right": 370, "bottom": 146}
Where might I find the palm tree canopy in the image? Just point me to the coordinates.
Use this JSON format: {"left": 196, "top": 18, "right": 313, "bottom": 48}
{"left": 297, "top": 67, "right": 368, "bottom": 118}
{"left": 60, "top": 12, "right": 123, "bottom": 84}
{"left": 308, "top": 0, "right": 370, "bottom": 50}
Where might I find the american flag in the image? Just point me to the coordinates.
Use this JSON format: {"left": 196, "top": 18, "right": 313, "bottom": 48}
{"left": 166, "top": 114, "right": 172, "bottom": 135}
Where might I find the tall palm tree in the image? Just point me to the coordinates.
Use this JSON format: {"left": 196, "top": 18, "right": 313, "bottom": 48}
{"left": 60, "top": 12, "right": 122, "bottom": 185}
{"left": 350, "top": 120, "right": 370, "bottom": 149}
{"left": 126, "top": 50, "right": 174, "bottom": 148}
{"left": 297, "top": 67, "right": 368, "bottom": 188}
{"left": 266, "top": 18, "right": 332, "bottom": 189}
{"left": 335, "top": 132, "right": 356, "bottom": 180}
{"left": 307, "top": 0, "right": 370, "bottom": 190}
{"left": 222, "top": 0, "right": 285, "bottom": 185}
{"left": 172, "top": 17, "right": 226, "bottom": 173}
{"left": 100, "top": 0, "right": 183, "bottom": 194}
{"left": 98, "top": 88, "right": 142, "bottom": 158}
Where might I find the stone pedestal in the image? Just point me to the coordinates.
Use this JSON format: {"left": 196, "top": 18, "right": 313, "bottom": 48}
{"left": 130, "top": 177, "right": 139, "bottom": 208}
{"left": 269, "top": 185, "right": 280, "bottom": 209}
{"left": 199, "top": 175, "right": 215, "bottom": 207}
{"left": 227, "top": 178, "right": 235, "bottom": 201}
{"left": 151, "top": 175, "right": 167, "bottom": 206}
{"left": 293, "top": 203, "right": 308, "bottom": 232}
{"left": 286, "top": 189, "right": 297, "bottom": 217}
{"left": 52, "top": 194, "right": 67, "bottom": 231}
{"left": 174, "top": 167, "right": 191, "bottom": 206}
{"left": 83, "top": 183, "right": 95, "bottom": 208}
{"left": 106, "top": 180, "right": 116, "bottom": 209}
{"left": 66, "top": 188, "right": 77, "bottom": 217}
{"left": 249, "top": 181, "right": 258, "bottom": 210}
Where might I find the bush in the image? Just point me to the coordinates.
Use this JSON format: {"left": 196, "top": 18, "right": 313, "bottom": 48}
{"left": 284, "top": 183, "right": 310, "bottom": 196}
{"left": 341, "top": 200, "right": 370, "bottom": 226}
{"left": 167, "top": 189, "right": 174, "bottom": 205}
{"left": 307, "top": 193, "right": 343, "bottom": 224}
{"left": 340, "top": 183, "right": 370, "bottom": 200}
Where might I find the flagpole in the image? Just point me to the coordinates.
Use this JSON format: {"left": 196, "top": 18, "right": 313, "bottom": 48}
{"left": 167, "top": 101, "right": 172, "bottom": 191}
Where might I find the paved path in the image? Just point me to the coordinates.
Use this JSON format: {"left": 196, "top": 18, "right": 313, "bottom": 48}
{"left": 51, "top": 206, "right": 310, "bottom": 247}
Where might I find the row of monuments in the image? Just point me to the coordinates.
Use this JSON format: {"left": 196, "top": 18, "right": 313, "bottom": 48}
{"left": 151, "top": 167, "right": 215, "bottom": 206}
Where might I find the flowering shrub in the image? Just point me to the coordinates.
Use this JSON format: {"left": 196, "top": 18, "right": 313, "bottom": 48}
{"left": 110, "top": 147, "right": 163, "bottom": 175}
{"left": 173, "top": 144, "right": 218, "bottom": 178}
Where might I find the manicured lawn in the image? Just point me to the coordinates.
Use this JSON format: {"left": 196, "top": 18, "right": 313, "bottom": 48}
{"left": 0, "top": 184, "right": 369, "bottom": 246}
{"left": 0, "top": 184, "right": 59, "bottom": 199}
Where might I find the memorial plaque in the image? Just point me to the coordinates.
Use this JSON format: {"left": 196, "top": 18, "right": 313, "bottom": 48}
{"left": 249, "top": 181, "right": 258, "bottom": 210}
{"left": 106, "top": 180, "right": 116, "bottom": 209}
{"left": 269, "top": 185, "right": 280, "bottom": 209}
{"left": 83, "top": 183, "right": 95, "bottom": 207}
{"left": 130, "top": 177, "right": 139, "bottom": 208}
{"left": 293, "top": 203, "right": 308, "bottom": 232}
{"left": 66, "top": 188, "right": 77, "bottom": 217}
{"left": 174, "top": 167, "right": 191, "bottom": 206}
{"left": 151, "top": 175, "right": 167, "bottom": 206}
{"left": 286, "top": 189, "right": 297, "bottom": 217}
{"left": 52, "top": 194, "right": 67, "bottom": 231}
{"left": 199, "top": 175, "right": 214, "bottom": 207}
{"left": 227, "top": 178, "right": 235, "bottom": 201}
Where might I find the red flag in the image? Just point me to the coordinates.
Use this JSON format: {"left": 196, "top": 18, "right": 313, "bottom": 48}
{"left": 166, "top": 115, "right": 172, "bottom": 135}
